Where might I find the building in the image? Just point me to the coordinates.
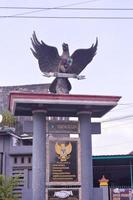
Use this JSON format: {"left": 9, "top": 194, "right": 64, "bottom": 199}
{"left": 0, "top": 84, "right": 49, "bottom": 134}
{"left": 93, "top": 154, "right": 133, "bottom": 187}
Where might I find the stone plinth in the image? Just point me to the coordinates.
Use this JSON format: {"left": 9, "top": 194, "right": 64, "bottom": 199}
{"left": 9, "top": 92, "right": 121, "bottom": 200}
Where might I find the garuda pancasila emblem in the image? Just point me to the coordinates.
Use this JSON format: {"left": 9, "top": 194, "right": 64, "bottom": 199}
{"left": 55, "top": 142, "right": 72, "bottom": 162}
{"left": 31, "top": 32, "right": 98, "bottom": 94}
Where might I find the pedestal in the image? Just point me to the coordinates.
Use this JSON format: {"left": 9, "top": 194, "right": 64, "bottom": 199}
{"left": 9, "top": 92, "right": 121, "bottom": 200}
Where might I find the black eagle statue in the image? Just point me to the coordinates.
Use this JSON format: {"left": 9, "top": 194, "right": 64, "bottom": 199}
{"left": 31, "top": 31, "right": 98, "bottom": 94}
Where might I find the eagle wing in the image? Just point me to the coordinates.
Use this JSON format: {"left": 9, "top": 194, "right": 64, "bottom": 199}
{"left": 55, "top": 143, "right": 61, "bottom": 155}
{"left": 68, "top": 38, "right": 98, "bottom": 75}
{"left": 66, "top": 142, "right": 72, "bottom": 155}
{"left": 31, "top": 31, "right": 60, "bottom": 73}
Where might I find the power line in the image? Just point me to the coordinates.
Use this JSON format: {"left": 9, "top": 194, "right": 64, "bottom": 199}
{"left": 1, "top": 16, "right": 133, "bottom": 20}
{"left": 108, "top": 106, "right": 133, "bottom": 114}
{"left": 94, "top": 139, "right": 133, "bottom": 149}
{"left": 1, "top": 6, "right": 133, "bottom": 11}
{"left": 0, "top": 1, "right": 103, "bottom": 18}
{"left": 102, "top": 115, "right": 133, "bottom": 123}
{"left": 118, "top": 103, "right": 133, "bottom": 105}
{"left": 102, "top": 121, "right": 133, "bottom": 129}
{"left": 1, "top": 4, "right": 133, "bottom": 19}
{"left": 0, "top": 0, "right": 103, "bottom": 11}
{"left": 0, "top": 0, "right": 102, "bottom": 17}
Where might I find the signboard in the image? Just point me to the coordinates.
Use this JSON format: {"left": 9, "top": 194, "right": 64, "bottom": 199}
{"left": 46, "top": 120, "right": 101, "bottom": 134}
{"left": 110, "top": 188, "right": 133, "bottom": 200}
{"left": 47, "top": 138, "right": 80, "bottom": 185}
{"left": 47, "top": 188, "right": 80, "bottom": 200}
{"left": 47, "top": 121, "right": 79, "bottom": 134}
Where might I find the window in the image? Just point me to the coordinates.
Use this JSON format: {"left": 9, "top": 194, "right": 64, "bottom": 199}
{"left": 21, "top": 157, "right": 24, "bottom": 163}
{"left": 14, "top": 157, "right": 17, "bottom": 164}
{"left": 28, "top": 157, "right": 31, "bottom": 163}
{"left": 22, "top": 139, "right": 32, "bottom": 146}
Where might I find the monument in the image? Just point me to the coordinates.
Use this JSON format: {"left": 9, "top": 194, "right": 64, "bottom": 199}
{"left": 31, "top": 31, "right": 98, "bottom": 94}
{"left": 9, "top": 32, "right": 121, "bottom": 200}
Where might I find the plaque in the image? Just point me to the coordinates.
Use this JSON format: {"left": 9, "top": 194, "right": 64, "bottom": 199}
{"left": 47, "top": 188, "right": 80, "bottom": 200}
{"left": 47, "top": 120, "right": 79, "bottom": 134}
{"left": 46, "top": 120, "right": 101, "bottom": 134}
{"left": 110, "top": 188, "right": 133, "bottom": 200}
{"left": 48, "top": 139, "right": 80, "bottom": 184}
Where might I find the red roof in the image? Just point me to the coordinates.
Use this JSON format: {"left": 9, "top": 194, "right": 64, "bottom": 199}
{"left": 9, "top": 92, "right": 121, "bottom": 117}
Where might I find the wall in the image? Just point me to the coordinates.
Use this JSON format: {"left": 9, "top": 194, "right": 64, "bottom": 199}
{"left": 0, "top": 83, "right": 49, "bottom": 135}
{"left": 0, "top": 84, "right": 49, "bottom": 112}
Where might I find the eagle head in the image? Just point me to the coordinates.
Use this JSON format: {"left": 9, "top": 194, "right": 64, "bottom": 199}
{"left": 62, "top": 43, "right": 69, "bottom": 52}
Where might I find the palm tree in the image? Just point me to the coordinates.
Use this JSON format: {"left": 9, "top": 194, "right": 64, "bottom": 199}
{"left": 0, "top": 175, "right": 19, "bottom": 200}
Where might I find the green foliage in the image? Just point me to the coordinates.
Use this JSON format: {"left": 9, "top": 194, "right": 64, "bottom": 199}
{"left": 0, "top": 175, "right": 20, "bottom": 200}
{"left": 0, "top": 111, "right": 16, "bottom": 127}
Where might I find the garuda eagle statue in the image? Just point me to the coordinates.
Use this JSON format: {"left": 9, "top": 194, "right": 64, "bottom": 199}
{"left": 31, "top": 31, "right": 98, "bottom": 94}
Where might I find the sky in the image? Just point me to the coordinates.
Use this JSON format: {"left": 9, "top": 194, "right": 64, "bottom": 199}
{"left": 0, "top": 0, "right": 133, "bottom": 155}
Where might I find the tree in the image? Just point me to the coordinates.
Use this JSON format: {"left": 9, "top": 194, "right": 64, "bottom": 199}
{"left": 0, "top": 175, "right": 19, "bottom": 200}
{"left": 0, "top": 111, "right": 16, "bottom": 128}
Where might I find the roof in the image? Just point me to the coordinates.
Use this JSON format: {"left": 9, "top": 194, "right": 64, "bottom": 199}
{"left": 93, "top": 154, "right": 133, "bottom": 160}
{"left": 0, "top": 128, "right": 21, "bottom": 139}
{"left": 9, "top": 92, "right": 121, "bottom": 117}
{"left": 93, "top": 155, "right": 133, "bottom": 166}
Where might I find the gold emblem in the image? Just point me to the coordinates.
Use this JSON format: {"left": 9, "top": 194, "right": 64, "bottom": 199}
{"left": 55, "top": 142, "right": 72, "bottom": 161}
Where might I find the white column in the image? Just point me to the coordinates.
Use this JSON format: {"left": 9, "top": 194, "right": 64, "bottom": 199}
{"left": 32, "top": 110, "right": 46, "bottom": 200}
{"left": 78, "top": 111, "right": 93, "bottom": 200}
